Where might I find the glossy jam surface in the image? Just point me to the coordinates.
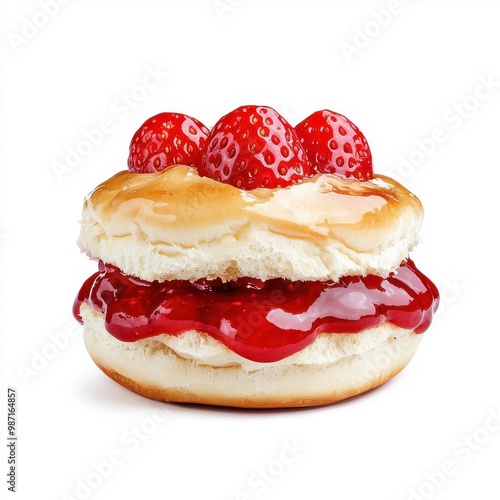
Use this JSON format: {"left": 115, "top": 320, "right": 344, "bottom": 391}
{"left": 74, "top": 260, "right": 439, "bottom": 363}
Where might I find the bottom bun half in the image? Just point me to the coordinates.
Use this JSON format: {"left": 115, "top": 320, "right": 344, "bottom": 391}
{"left": 81, "top": 304, "right": 423, "bottom": 408}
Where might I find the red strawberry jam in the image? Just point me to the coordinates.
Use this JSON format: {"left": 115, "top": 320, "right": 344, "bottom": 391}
{"left": 73, "top": 260, "right": 439, "bottom": 363}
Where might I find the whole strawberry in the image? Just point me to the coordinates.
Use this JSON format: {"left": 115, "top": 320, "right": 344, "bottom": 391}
{"left": 295, "top": 110, "right": 373, "bottom": 181}
{"left": 200, "top": 105, "right": 313, "bottom": 189}
{"left": 128, "top": 112, "right": 209, "bottom": 173}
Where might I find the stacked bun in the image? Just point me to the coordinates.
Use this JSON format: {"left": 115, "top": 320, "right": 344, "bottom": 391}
{"left": 74, "top": 106, "right": 439, "bottom": 407}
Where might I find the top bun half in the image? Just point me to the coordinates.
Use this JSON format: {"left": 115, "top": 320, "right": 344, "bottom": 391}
{"left": 77, "top": 166, "right": 422, "bottom": 282}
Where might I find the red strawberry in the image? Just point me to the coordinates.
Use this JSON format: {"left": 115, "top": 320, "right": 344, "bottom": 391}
{"left": 295, "top": 110, "right": 373, "bottom": 181}
{"left": 200, "top": 105, "right": 313, "bottom": 190}
{"left": 128, "top": 112, "right": 209, "bottom": 173}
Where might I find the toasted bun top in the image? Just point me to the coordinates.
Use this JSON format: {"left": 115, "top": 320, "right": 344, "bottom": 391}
{"left": 78, "top": 166, "right": 422, "bottom": 282}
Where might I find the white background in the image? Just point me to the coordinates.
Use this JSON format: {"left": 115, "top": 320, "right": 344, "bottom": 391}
{"left": 1, "top": 1, "right": 500, "bottom": 499}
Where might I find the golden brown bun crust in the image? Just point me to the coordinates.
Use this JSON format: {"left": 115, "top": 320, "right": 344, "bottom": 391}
{"left": 82, "top": 306, "right": 422, "bottom": 408}
{"left": 78, "top": 166, "right": 423, "bottom": 282}
{"left": 96, "top": 360, "right": 409, "bottom": 408}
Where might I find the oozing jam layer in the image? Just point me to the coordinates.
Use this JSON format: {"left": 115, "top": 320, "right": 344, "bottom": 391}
{"left": 74, "top": 260, "right": 439, "bottom": 363}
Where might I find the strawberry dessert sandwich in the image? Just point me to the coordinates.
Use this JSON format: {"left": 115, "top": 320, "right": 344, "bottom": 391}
{"left": 73, "top": 105, "right": 439, "bottom": 408}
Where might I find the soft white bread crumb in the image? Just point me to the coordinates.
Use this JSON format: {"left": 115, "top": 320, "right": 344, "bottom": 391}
{"left": 81, "top": 304, "right": 423, "bottom": 408}
{"left": 78, "top": 166, "right": 423, "bottom": 282}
